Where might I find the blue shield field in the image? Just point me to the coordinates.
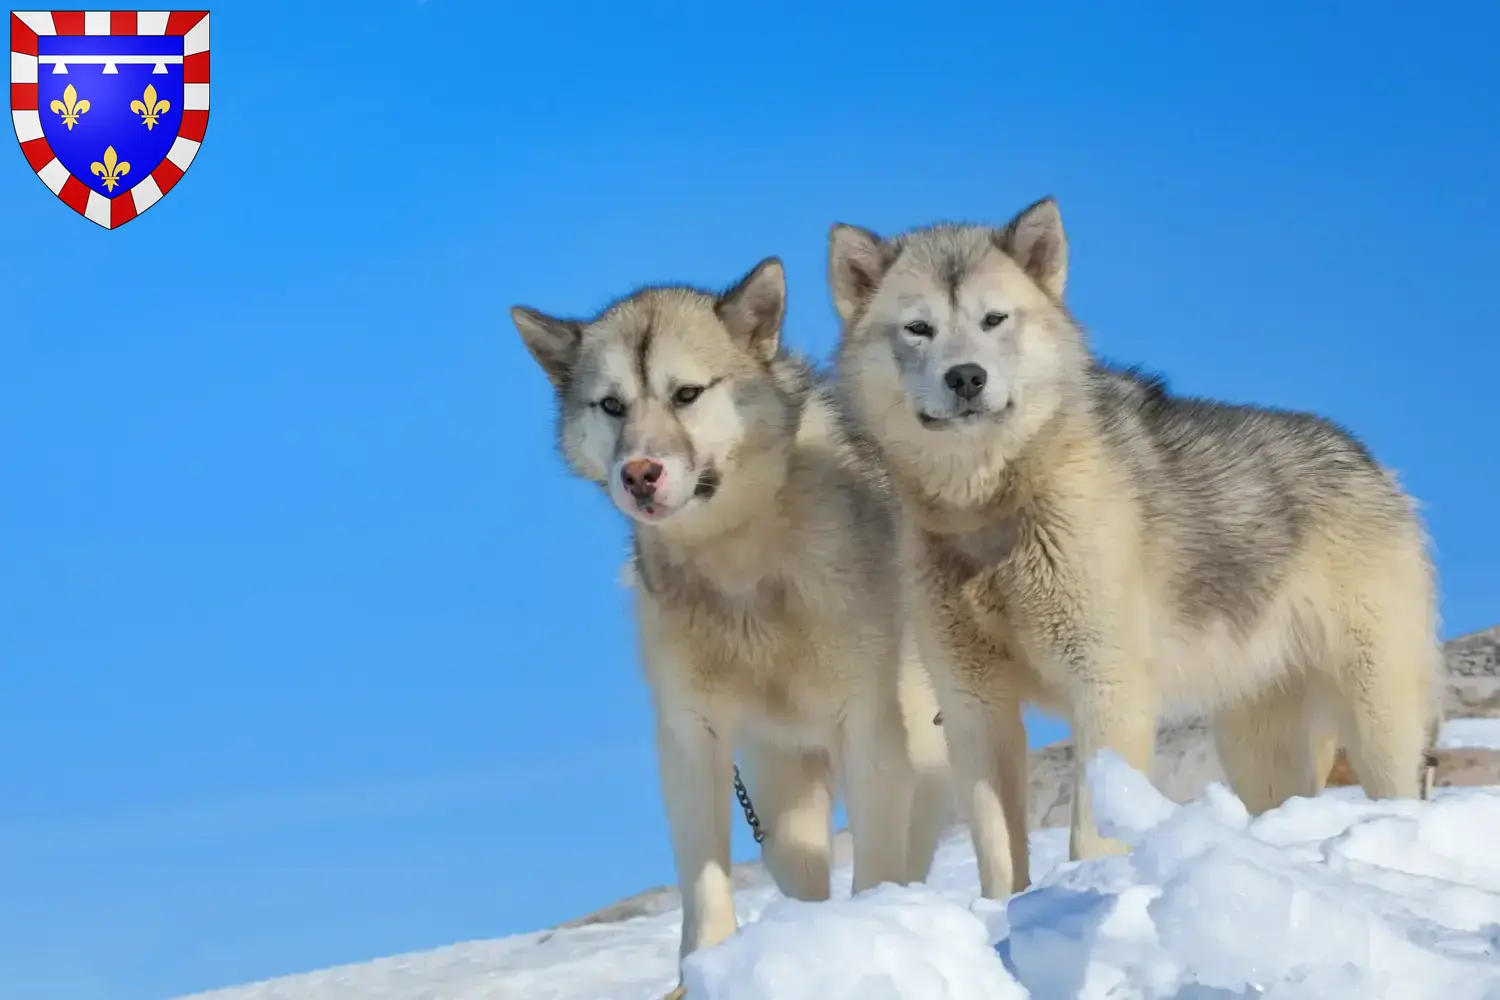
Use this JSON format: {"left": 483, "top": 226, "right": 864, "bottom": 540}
{"left": 35, "top": 33, "right": 185, "bottom": 199}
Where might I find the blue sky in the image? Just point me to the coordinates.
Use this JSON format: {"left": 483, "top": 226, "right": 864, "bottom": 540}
{"left": 2, "top": 1, "right": 1497, "bottom": 997}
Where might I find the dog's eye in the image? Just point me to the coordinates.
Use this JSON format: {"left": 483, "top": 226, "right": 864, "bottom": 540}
{"left": 903, "top": 320, "right": 935, "bottom": 339}
{"left": 598, "top": 396, "right": 626, "bottom": 417}
{"left": 672, "top": 385, "right": 705, "bottom": 407}
{"left": 981, "top": 312, "right": 1009, "bottom": 330}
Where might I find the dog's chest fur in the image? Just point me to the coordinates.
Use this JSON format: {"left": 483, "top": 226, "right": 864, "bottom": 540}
{"left": 905, "top": 487, "right": 1096, "bottom": 710}
{"left": 635, "top": 526, "right": 887, "bottom": 729}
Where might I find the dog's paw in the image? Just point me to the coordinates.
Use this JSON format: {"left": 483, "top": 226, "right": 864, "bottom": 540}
{"left": 661, "top": 985, "right": 688, "bottom": 1000}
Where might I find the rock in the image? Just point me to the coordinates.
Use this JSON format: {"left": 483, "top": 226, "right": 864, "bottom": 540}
{"left": 1324, "top": 746, "right": 1499, "bottom": 790}
{"left": 1432, "top": 747, "right": 1500, "bottom": 788}
{"left": 1446, "top": 625, "right": 1500, "bottom": 718}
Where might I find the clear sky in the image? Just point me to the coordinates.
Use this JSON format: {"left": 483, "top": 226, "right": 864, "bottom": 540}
{"left": 2, "top": 1, "right": 1496, "bottom": 998}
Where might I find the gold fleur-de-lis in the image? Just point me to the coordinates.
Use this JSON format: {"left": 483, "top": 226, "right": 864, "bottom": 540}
{"left": 129, "top": 84, "right": 170, "bottom": 130}
{"left": 49, "top": 83, "right": 90, "bottom": 130}
{"left": 90, "top": 145, "right": 131, "bottom": 192}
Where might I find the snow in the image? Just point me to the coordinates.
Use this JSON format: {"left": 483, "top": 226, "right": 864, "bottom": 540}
{"left": 1001, "top": 754, "right": 1500, "bottom": 999}
{"left": 183, "top": 721, "right": 1500, "bottom": 1000}
{"left": 681, "top": 885, "right": 1027, "bottom": 1000}
{"left": 1438, "top": 717, "right": 1500, "bottom": 750}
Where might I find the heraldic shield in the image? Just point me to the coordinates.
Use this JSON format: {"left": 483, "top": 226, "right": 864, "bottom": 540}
{"left": 10, "top": 10, "right": 209, "bottom": 229}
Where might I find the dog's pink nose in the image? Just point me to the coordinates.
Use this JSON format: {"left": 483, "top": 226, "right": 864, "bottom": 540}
{"left": 621, "top": 458, "right": 664, "bottom": 498}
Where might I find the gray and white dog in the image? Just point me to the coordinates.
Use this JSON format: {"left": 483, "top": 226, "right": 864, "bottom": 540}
{"left": 511, "top": 259, "right": 951, "bottom": 996}
{"left": 828, "top": 196, "right": 1443, "bottom": 898}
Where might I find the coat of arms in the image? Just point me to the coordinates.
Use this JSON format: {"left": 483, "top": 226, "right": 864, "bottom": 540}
{"left": 10, "top": 10, "right": 209, "bottom": 228}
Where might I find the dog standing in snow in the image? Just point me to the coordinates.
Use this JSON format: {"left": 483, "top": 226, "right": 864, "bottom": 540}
{"left": 511, "top": 259, "right": 952, "bottom": 995}
{"left": 827, "top": 195, "right": 1444, "bottom": 897}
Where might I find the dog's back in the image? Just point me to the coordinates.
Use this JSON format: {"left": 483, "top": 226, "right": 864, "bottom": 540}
{"left": 1086, "top": 362, "right": 1443, "bottom": 733}
{"left": 1090, "top": 361, "right": 1421, "bottom": 596}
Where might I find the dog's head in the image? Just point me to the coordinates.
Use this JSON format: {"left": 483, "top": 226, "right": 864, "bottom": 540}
{"left": 827, "top": 197, "right": 1089, "bottom": 503}
{"left": 511, "top": 258, "right": 798, "bottom": 531}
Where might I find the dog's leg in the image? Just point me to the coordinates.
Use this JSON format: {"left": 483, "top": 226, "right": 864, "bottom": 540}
{"left": 1214, "top": 677, "right": 1333, "bottom": 815}
{"left": 1312, "top": 726, "right": 1339, "bottom": 794}
{"left": 1067, "top": 664, "right": 1156, "bottom": 861}
{"left": 936, "top": 687, "right": 1031, "bottom": 898}
{"left": 900, "top": 581, "right": 1020, "bottom": 893}
{"left": 656, "top": 709, "right": 737, "bottom": 959}
{"left": 1320, "top": 541, "right": 1441, "bottom": 804}
{"left": 738, "top": 742, "right": 833, "bottom": 901}
{"left": 911, "top": 605, "right": 1029, "bottom": 898}
{"left": 896, "top": 635, "right": 954, "bottom": 883}
{"left": 902, "top": 707, "right": 954, "bottom": 885}
{"left": 904, "top": 766, "right": 952, "bottom": 883}
{"left": 843, "top": 691, "right": 917, "bottom": 894}
{"left": 908, "top": 606, "right": 1027, "bottom": 897}
{"left": 1336, "top": 628, "right": 1432, "bottom": 803}
{"left": 915, "top": 609, "right": 1032, "bottom": 901}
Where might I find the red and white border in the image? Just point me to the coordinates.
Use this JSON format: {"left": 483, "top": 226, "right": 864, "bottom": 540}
{"left": 10, "top": 10, "right": 209, "bottom": 229}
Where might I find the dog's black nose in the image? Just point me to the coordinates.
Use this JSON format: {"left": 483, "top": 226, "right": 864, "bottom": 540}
{"left": 944, "top": 363, "right": 988, "bottom": 401}
{"left": 621, "top": 458, "right": 664, "bottom": 497}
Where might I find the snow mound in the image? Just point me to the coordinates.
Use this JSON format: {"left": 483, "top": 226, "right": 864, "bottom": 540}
{"left": 683, "top": 884, "right": 1026, "bottom": 1000}
{"left": 677, "top": 752, "right": 1500, "bottom": 1000}
{"left": 999, "top": 751, "right": 1500, "bottom": 999}
{"left": 182, "top": 718, "right": 1500, "bottom": 1000}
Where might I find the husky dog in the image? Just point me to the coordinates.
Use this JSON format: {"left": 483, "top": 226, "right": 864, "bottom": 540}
{"left": 827, "top": 197, "right": 1443, "bottom": 897}
{"left": 510, "top": 259, "right": 951, "bottom": 987}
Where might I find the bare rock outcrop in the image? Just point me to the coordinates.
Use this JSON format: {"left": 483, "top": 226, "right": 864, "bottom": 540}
{"left": 1445, "top": 624, "right": 1500, "bottom": 717}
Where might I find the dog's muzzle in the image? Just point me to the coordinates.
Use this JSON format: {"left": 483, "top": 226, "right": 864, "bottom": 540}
{"left": 917, "top": 402, "right": 1007, "bottom": 428}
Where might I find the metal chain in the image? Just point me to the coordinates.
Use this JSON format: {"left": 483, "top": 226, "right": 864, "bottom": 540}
{"left": 732, "top": 764, "right": 765, "bottom": 844}
{"left": 1421, "top": 746, "right": 1439, "bottom": 801}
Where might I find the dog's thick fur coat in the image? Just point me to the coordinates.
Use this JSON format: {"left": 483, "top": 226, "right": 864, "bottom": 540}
{"left": 511, "top": 260, "right": 951, "bottom": 985}
{"left": 828, "top": 198, "right": 1444, "bottom": 897}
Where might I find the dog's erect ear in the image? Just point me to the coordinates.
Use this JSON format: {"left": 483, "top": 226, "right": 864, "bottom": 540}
{"left": 996, "top": 196, "right": 1068, "bottom": 300}
{"left": 511, "top": 305, "right": 584, "bottom": 389}
{"left": 716, "top": 257, "right": 785, "bottom": 362}
{"left": 827, "top": 223, "right": 889, "bottom": 324}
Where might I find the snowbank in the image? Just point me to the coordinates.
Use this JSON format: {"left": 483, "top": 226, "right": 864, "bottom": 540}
{"left": 679, "top": 753, "right": 1500, "bottom": 1000}
{"left": 183, "top": 719, "right": 1500, "bottom": 1000}
{"left": 1001, "top": 754, "right": 1500, "bottom": 999}
{"left": 682, "top": 885, "right": 1026, "bottom": 1000}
